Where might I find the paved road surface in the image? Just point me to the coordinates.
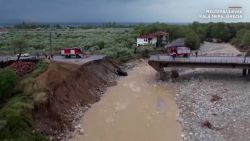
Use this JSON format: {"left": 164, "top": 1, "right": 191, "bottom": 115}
{"left": 0, "top": 56, "right": 37, "bottom": 62}
{"left": 0, "top": 55, "right": 106, "bottom": 66}
{"left": 52, "top": 55, "right": 106, "bottom": 65}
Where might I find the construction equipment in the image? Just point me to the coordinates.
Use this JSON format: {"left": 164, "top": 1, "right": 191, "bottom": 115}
{"left": 61, "top": 48, "right": 82, "bottom": 58}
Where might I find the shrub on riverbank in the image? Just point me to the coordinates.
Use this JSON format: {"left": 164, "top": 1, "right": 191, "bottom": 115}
{"left": 0, "top": 94, "right": 46, "bottom": 141}
{"left": 0, "top": 61, "right": 48, "bottom": 141}
{"left": 0, "top": 69, "right": 19, "bottom": 102}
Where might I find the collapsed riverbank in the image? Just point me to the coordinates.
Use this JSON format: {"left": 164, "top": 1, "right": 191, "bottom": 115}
{"left": 33, "top": 58, "right": 118, "bottom": 140}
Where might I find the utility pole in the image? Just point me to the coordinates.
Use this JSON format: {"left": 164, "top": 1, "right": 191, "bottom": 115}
{"left": 49, "top": 32, "right": 52, "bottom": 56}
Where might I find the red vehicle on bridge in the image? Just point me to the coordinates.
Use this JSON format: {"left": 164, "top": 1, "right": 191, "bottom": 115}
{"left": 61, "top": 48, "right": 82, "bottom": 58}
{"left": 166, "top": 38, "right": 191, "bottom": 57}
{"left": 169, "top": 47, "right": 191, "bottom": 57}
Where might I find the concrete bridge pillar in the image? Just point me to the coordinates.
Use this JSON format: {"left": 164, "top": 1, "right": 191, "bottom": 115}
{"left": 246, "top": 69, "right": 250, "bottom": 81}
{"left": 171, "top": 69, "right": 179, "bottom": 78}
{"left": 159, "top": 70, "right": 168, "bottom": 80}
{"left": 242, "top": 69, "right": 247, "bottom": 76}
{"left": 248, "top": 69, "right": 250, "bottom": 75}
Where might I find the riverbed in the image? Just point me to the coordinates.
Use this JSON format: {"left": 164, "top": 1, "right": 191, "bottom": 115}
{"left": 71, "top": 61, "right": 181, "bottom": 141}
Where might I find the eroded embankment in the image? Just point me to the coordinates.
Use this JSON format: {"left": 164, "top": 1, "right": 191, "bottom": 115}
{"left": 33, "top": 58, "right": 118, "bottom": 140}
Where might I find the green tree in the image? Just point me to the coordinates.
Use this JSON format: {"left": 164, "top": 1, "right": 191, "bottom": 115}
{"left": 12, "top": 38, "right": 27, "bottom": 61}
{"left": 191, "top": 22, "right": 208, "bottom": 43}
{"left": 185, "top": 31, "right": 200, "bottom": 50}
{"left": 238, "top": 29, "right": 250, "bottom": 44}
{"left": 242, "top": 31, "right": 250, "bottom": 47}
{"left": 210, "top": 22, "right": 231, "bottom": 42}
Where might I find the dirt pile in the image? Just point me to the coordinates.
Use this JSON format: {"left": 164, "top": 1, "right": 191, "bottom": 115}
{"left": 10, "top": 61, "right": 36, "bottom": 76}
{"left": 32, "top": 58, "right": 118, "bottom": 140}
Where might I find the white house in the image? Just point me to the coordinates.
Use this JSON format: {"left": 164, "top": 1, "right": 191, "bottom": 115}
{"left": 0, "top": 28, "right": 8, "bottom": 34}
{"left": 137, "top": 34, "right": 157, "bottom": 46}
{"left": 136, "top": 31, "right": 169, "bottom": 47}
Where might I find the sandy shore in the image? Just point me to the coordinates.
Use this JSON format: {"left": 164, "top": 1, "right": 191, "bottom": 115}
{"left": 174, "top": 42, "right": 250, "bottom": 141}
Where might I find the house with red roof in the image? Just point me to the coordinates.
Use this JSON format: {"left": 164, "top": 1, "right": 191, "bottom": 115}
{"left": 0, "top": 28, "right": 9, "bottom": 34}
{"left": 136, "top": 31, "right": 169, "bottom": 47}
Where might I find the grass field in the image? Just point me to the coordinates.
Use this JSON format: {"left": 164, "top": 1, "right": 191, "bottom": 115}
{"left": 0, "top": 28, "right": 152, "bottom": 62}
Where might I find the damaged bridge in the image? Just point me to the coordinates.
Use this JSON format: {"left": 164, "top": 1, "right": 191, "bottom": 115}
{"left": 148, "top": 55, "right": 250, "bottom": 77}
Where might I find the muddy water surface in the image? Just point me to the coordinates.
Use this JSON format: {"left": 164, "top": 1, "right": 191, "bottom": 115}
{"left": 71, "top": 62, "right": 181, "bottom": 141}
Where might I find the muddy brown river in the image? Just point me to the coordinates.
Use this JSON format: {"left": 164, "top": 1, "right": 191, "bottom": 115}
{"left": 71, "top": 61, "right": 181, "bottom": 141}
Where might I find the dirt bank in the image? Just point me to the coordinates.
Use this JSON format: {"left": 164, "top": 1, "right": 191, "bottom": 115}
{"left": 33, "top": 58, "right": 118, "bottom": 140}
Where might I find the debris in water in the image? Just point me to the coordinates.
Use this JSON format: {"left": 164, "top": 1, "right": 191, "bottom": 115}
{"left": 117, "top": 68, "right": 128, "bottom": 76}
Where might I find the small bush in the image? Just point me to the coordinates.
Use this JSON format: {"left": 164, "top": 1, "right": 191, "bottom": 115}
{"left": 137, "top": 45, "right": 155, "bottom": 58}
{"left": 116, "top": 48, "right": 133, "bottom": 62}
{"left": 96, "top": 41, "right": 105, "bottom": 50}
{"left": 31, "top": 61, "right": 48, "bottom": 78}
{"left": 0, "top": 95, "right": 46, "bottom": 141}
{"left": 97, "top": 47, "right": 133, "bottom": 62}
{"left": 0, "top": 69, "right": 19, "bottom": 102}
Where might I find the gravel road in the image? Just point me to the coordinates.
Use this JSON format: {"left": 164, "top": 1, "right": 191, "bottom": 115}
{"left": 174, "top": 42, "right": 250, "bottom": 141}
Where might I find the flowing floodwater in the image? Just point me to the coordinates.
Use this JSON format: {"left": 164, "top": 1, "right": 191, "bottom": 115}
{"left": 71, "top": 61, "right": 181, "bottom": 141}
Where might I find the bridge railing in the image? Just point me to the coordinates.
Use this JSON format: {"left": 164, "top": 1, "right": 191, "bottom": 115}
{"left": 154, "top": 55, "right": 250, "bottom": 64}
{"left": 190, "top": 52, "right": 243, "bottom": 57}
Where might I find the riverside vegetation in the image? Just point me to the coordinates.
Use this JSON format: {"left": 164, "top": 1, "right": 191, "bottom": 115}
{"left": 0, "top": 61, "right": 48, "bottom": 141}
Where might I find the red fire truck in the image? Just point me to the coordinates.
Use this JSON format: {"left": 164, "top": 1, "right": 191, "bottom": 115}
{"left": 168, "top": 47, "right": 191, "bottom": 57}
{"left": 61, "top": 48, "right": 82, "bottom": 58}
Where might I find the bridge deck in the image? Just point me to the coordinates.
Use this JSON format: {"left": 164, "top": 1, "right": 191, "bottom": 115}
{"left": 149, "top": 55, "right": 250, "bottom": 64}
{"left": 148, "top": 55, "right": 250, "bottom": 74}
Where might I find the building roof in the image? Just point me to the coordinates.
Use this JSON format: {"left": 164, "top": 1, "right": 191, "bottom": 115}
{"left": 0, "top": 28, "right": 8, "bottom": 33}
{"left": 138, "top": 31, "right": 169, "bottom": 39}
{"left": 158, "top": 31, "right": 169, "bottom": 36}
{"left": 138, "top": 34, "right": 156, "bottom": 39}
{"left": 166, "top": 38, "right": 186, "bottom": 48}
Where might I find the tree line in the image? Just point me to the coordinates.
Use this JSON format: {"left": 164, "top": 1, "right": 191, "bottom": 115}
{"left": 13, "top": 22, "right": 133, "bottom": 29}
{"left": 134, "top": 22, "right": 250, "bottom": 50}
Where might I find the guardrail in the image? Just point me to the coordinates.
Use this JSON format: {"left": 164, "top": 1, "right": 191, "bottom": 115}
{"left": 189, "top": 52, "right": 243, "bottom": 57}
{"left": 153, "top": 55, "right": 250, "bottom": 64}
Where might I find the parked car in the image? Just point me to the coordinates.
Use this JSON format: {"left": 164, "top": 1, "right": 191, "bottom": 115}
{"left": 16, "top": 53, "right": 30, "bottom": 57}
